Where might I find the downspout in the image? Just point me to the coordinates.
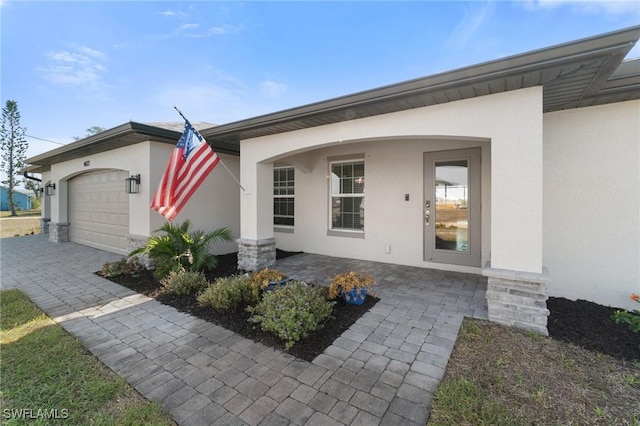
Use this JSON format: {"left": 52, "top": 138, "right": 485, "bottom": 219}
{"left": 23, "top": 172, "right": 42, "bottom": 182}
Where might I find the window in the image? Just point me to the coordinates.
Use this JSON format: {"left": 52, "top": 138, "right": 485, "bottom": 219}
{"left": 274, "top": 166, "right": 294, "bottom": 227}
{"left": 330, "top": 160, "right": 364, "bottom": 231}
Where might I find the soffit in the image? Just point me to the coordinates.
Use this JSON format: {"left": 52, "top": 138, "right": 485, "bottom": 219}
{"left": 201, "top": 26, "right": 640, "bottom": 147}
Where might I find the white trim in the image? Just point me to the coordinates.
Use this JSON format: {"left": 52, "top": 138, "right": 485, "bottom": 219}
{"left": 328, "top": 158, "right": 365, "bottom": 233}
{"left": 273, "top": 165, "right": 295, "bottom": 228}
{"left": 274, "top": 225, "right": 294, "bottom": 234}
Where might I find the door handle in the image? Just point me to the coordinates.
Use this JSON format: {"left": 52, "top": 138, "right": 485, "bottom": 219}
{"left": 425, "top": 209, "right": 430, "bottom": 225}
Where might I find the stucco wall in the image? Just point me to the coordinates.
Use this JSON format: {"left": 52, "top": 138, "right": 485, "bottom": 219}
{"left": 149, "top": 142, "right": 241, "bottom": 255}
{"left": 41, "top": 172, "right": 51, "bottom": 220}
{"left": 48, "top": 142, "right": 151, "bottom": 226}
{"left": 273, "top": 138, "right": 491, "bottom": 273}
{"left": 47, "top": 141, "right": 240, "bottom": 255}
{"left": 544, "top": 100, "right": 640, "bottom": 310}
{"left": 241, "top": 87, "right": 544, "bottom": 274}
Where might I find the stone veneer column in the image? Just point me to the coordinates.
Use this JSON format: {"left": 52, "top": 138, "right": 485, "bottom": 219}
{"left": 127, "top": 235, "right": 148, "bottom": 253}
{"left": 483, "top": 265, "right": 551, "bottom": 336}
{"left": 128, "top": 234, "right": 155, "bottom": 269}
{"left": 237, "top": 238, "right": 276, "bottom": 271}
{"left": 48, "top": 222, "right": 69, "bottom": 243}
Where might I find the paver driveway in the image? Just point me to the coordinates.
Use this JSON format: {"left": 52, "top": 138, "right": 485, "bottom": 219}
{"left": 1, "top": 235, "right": 488, "bottom": 425}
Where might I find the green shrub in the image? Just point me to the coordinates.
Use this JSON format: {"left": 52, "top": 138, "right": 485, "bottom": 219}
{"left": 246, "top": 280, "right": 335, "bottom": 349}
{"left": 160, "top": 269, "right": 209, "bottom": 295}
{"left": 98, "top": 257, "right": 143, "bottom": 277}
{"left": 197, "top": 275, "right": 254, "bottom": 310}
{"left": 611, "top": 293, "right": 640, "bottom": 333}
{"left": 130, "top": 219, "right": 232, "bottom": 280}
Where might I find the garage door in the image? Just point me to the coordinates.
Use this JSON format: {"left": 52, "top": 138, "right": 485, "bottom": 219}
{"left": 69, "top": 170, "right": 129, "bottom": 255}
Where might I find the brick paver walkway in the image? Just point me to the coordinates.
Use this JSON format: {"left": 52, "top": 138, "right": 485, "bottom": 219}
{"left": 1, "top": 235, "right": 487, "bottom": 425}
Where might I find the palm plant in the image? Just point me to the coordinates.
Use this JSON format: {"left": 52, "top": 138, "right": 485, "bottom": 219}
{"left": 131, "top": 219, "right": 232, "bottom": 280}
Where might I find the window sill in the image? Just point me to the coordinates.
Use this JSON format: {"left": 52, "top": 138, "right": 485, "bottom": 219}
{"left": 274, "top": 226, "right": 294, "bottom": 234}
{"left": 327, "top": 229, "right": 365, "bottom": 239}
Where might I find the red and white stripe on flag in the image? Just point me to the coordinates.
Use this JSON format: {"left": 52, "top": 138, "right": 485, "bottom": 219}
{"left": 150, "top": 121, "right": 220, "bottom": 221}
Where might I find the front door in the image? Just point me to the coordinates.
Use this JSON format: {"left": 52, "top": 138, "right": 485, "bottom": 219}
{"left": 424, "top": 148, "right": 481, "bottom": 267}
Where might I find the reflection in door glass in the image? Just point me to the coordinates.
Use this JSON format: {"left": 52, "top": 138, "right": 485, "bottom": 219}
{"left": 435, "top": 160, "right": 469, "bottom": 252}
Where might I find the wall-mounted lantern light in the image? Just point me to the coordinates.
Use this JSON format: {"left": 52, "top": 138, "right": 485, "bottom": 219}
{"left": 125, "top": 174, "right": 141, "bottom": 194}
{"left": 36, "top": 187, "right": 44, "bottom": 197}
{"left": 45, "top": 183, "right": 56, "bottom": 196}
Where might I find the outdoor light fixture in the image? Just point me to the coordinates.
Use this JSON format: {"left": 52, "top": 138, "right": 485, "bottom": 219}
{"left": 36, "top": 187, "right": 44, "bottom": 197}
{"left": 125, "top": 174, "right": 141, "bottom": 194}
{"left": 45, "top": 183, "right": 56, "bottom": 196}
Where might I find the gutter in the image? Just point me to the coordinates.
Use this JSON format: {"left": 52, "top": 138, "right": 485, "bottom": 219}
{"left": 26, "top": 121, "right": 182, "bottom": 165}
{"left": 202, "top": 25, "right": 640, "bottom": 141}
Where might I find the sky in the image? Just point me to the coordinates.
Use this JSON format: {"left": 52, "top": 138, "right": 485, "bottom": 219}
{"left": 1, "top": 0, "right": 639, "bottom": 163}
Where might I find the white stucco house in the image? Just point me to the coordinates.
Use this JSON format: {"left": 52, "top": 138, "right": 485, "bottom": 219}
{"left": 27, "top": 26, "right": 639, "bottom": 334}
{"left": 26, "top": 122, "right": 241, "bottom": 256}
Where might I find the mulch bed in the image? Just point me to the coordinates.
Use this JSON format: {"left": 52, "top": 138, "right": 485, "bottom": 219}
{"left": 547, "top": 297, "right": 639, "bottom": 361}
{"left": 103, "top": 251, "right": 378, "bottom": 362}
{"left": 102, "top": 251, "right": 639, "bottom": 362}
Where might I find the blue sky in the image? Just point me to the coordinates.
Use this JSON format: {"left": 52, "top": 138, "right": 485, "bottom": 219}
{"left": 1, "top": 1, "right": 639, "bottom": 160}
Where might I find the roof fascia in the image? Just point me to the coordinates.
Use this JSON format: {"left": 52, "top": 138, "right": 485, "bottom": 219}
{"left": 202, "top": 25, "right": 640, "bottom": 141}
{"left": 26, "top": 121, "right": 181, "bottom": 165}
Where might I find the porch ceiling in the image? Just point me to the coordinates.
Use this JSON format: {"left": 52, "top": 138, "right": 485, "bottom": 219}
{"left": 201, "top": 26, "right": 640, "bottom": 148}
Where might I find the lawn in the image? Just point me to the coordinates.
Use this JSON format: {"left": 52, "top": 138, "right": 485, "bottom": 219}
{"left": 0, "top": 289, "right": 176, "bottom": 425}
{"left": 0, "top": 210, "right": 41, "bottom": 238}
{"left": 0, "top": 209, "right": 42, "bottom": 218}
{"left": 428, "top": 319, "right": 640, "bottom": 425}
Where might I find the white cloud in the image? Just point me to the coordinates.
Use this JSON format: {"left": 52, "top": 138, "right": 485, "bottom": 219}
{"left": 150, "top": 73, "right": 294, "bottom": 124}
{"left": 158, "top": 10, "right": 178, "bottom": 17}
{"left": 39, "top": 45, "right": 110, "bottom": 99}
{"left": 179, "top": 23, "right": 199, "bottom": 31}
{"left": 150, "top": 84, "right": 244, "bottom": 124}
{"left": 447, "top": 2, "right": 495, "bottom": 49}
{"left": 524, "top": 0, "right": 639, "bottom": 15}
{"left": 208, "top": 26, "right": 228, "bottom": 35}
{"left": 76, "top": 45, "right": 107, "bottom": 60}
{"left": 113, "top": 42, "right": 131, "bottom": 49}
{"left": 260, "top": 80, "right": 288, "bottom": 97}
{"left": 180, "top": 24, "right": 245, "bottom": 38}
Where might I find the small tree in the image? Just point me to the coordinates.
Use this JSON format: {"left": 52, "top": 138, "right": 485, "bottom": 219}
{"left": 25, "top": 178, "right": 42, "bottom": 210}
{"left": 85, "top": 126, "right": 106, "bottom": 136}
{"left": 25, "top": 178, "right": 41, "bottom": 198}
{"left": 73, "top": 126, "right": 106, "bottom": 141}
{"left": 0, "top": 100, "right": 28, "bottom": 216}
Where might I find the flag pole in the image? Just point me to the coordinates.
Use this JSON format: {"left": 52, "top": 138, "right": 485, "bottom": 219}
{"left": 174, "top": 106, "right": 246, "bottom": 192}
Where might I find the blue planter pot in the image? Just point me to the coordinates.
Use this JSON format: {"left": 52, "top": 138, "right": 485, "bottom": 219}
{"left": 341, "top": 288, "right": 367, "bottom": 305}
{"left": 264, "top": 278, "right": 290, "bottom": 292}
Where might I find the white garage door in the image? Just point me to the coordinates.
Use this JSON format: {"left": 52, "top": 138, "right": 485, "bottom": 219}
{"left": 69, "top": 170, "right": 129, "bottom": 255}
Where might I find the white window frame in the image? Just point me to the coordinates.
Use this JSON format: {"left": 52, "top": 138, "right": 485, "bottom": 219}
{"left": 273, "top": 166, "right": 294, "bottom": 231}
{"left": 328, "top": 157, "right": 365, "bottom": 237}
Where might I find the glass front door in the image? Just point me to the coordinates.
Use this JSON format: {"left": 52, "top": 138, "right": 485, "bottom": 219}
{"left": 424, "top": 148, "right": 481, "bottom": 267}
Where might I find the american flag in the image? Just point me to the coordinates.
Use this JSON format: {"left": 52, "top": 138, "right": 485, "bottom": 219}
{"left": 150, "top": 120, "right": 220, "bottom": 221}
